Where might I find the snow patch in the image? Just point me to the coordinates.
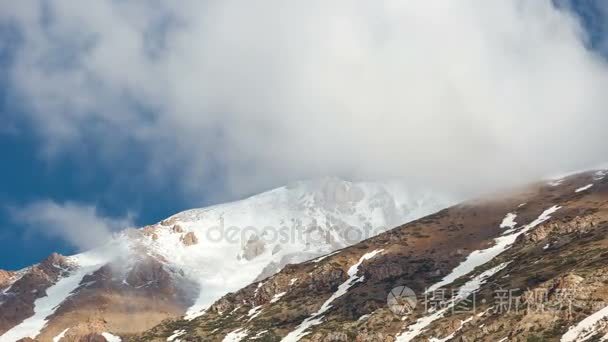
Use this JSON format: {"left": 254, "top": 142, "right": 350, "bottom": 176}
{"left": 397, "top": 263, "right": 509, "bottom": 342}
{"left": 52, "top": 328, "right": 69, "bottom": 342}
{"left": 358, "top": 314, "right": 371, "bottom": 321}
{"left": 312, "top": 251, "right": 340, "bottom": 263}
{"left": 281, "top": 249, "right": 384, "bottom": 342}
{"left": 247, "top": 305, "right": 263, "bottom": 321}
{"left": 500, "top": 213, "right": 517, "bottom": 229}
{"left": 101, "top": 332, "right": 122, "bottom": 342}
{"left": 223, "top": 328, "right": 248, "bottom": 342}
{"left": 167, "top": 329, "right": 186, "bottom": 341}
{"left": 396, "top": 205, "right": 561, "bottom": 341}
{"left": 477, "top": 308, "right": 491, "bottom": 317}
{"left": 594, "top": 170, "right": 607, "bottom": 180}
{"left": 575, "top": 184, "right": 594, "bottom": 193}
{"left": 427, "top": 205, "right": 560, "bottom": 293}
{"left": 270, "top": 291, "right": 287, "bottom": 303}
{"left": 251, "top": 330, "right": 269, "bottom": 340}
{"left": 561, "top": 304, "right": 608, "bottom": 342}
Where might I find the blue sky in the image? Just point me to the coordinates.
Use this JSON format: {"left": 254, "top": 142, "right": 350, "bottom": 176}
{"left": 0, "top": 121, "right": 194, "bottom": 269}
{"left": 1, "top": 1, "right": 608, "bottom": 270}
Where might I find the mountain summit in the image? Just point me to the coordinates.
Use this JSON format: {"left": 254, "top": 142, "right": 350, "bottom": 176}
{"left": 136, "top": 169, "right": 608, "bottom": 342}
{"left": 0, "top": 178, "right": 450, "bottom": 342}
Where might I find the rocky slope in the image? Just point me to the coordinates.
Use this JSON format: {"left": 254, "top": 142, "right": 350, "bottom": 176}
{"left": 0, "top": 178, "right": 449, "bottom": 342}
{"left": 134, "top": 169, "right": 608, "bottom": 341}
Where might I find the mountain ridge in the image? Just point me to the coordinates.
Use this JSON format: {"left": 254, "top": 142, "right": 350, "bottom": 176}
{"left": 0, "top": 178, "right": 450, "bottom": 342}
{"left": 133, "top": 169, "right": 608, "bottom": 342}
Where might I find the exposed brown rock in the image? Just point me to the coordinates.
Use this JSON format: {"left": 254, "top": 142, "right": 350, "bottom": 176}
{"left": 172, "top": 224, "right": 184, "bottom": 233}
{"left": 0, "top": 269, "right": 15, "bottom": 289}
{"left": 0, "top": 253, "right": 75, "bottom": 335}
{"left": 39, "top": 253, "right": 73, "bottom": 274}
{"left": 141, "top": 225, "right": 160, "bottom": 241}
{"left": 34, "top": 256, "right": 191, "bottom": 341}
{"left": 78, "top": 333, "right": 109, "bottom": 342}
{"left": 125, "top": 258, "right": 172, "bottom": 291}
{"left": 527, "top": 214, "right": 597, "bottom": 243}
{"left": 160, "top": 217, "right": 178, "bottom": 226}
{"left": 180, "top": 231, "right": 198, "bottom": 246}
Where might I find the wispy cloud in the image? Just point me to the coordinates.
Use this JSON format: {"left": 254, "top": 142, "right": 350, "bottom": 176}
{"left": 1, "top": 1, "right": 608, "bottom": 200}
{"left": 10, "top": 200, "right": 133, "bottom": 251}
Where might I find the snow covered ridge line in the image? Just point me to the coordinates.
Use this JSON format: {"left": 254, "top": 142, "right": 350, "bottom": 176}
{"left": 545, "top": 163, "right": 608, "bottom": 185}
{"left": 166, "top": 179, "right": 451, "bottom": 320}
{"left": 281, "top": 249, "right": 384, "bottom": 342}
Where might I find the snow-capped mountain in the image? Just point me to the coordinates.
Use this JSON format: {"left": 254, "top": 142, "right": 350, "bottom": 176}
{"left": 138, "top": 168, "right": 608, "bottom": 342}
{"left": 154, "top": 178, "right": 453, "bottom": 318}
{"left": 0, "top": 178, "right": 452, "bottom": 341}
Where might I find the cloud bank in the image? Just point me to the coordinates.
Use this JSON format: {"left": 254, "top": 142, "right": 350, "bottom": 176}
{"left": 2, "top": 1, "right": 608, "bottom": 199}
{"left": 10, "top": 200, "right": 133, "bottom": 251}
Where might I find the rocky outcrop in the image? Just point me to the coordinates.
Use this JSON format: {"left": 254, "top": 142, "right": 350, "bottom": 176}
{"left": 526, "top": 214, "right": 598, "bottom": 243}
{"left": 125, "top": 258, "right": 173, "bottom": 292}
{"left": 0, "top": 270, "right": 16, "bottom": 291}
{"left": 33, "top": 255, "right": 192, "bottom": 341}
{"left": 78, "top": 333, "right": 109, "bottom": 342}
{"left": 179, "top": 231, "right": 198, "bottom": 246}
{"left": 141, "top": 225, "right": 160, "bottom": 241}
{"left": 0, "top": 253, "right": 75, "bottom": 335}
{"left": 172, "top": 224, "right": 184, "bottom": 233}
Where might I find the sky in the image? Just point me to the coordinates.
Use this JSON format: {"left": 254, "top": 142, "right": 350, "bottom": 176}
{"left": 1, "top": 0, "right": 608, "bottom": 270}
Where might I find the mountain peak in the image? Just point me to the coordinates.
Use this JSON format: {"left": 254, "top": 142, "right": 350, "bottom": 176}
{"left": 0, "top": 178, "right": 452, "bottom": 341}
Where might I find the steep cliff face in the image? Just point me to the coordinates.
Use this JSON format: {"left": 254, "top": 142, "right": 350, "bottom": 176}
{"left": 0, "top": 179, "right": 448, "bottom": 342}
{"left": 0, "top": 253, "right": 76, "bottom": 337}
{"left": 134, "top": 169, "right": 608, "bottom": 342}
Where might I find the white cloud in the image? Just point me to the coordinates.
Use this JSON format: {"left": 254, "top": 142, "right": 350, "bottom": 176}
{"left": 10, "top": 200, "right": 133, "bottom": 251}
{"left": 2, "top": 1, "right": 608, "bottom": 199}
